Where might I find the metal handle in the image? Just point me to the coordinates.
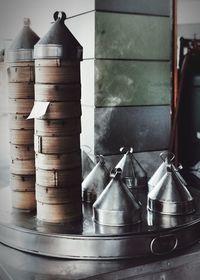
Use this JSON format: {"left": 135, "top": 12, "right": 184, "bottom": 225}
{"left": 150, "top": 234, "right": 178, "bottom": 256}
{"left": 53, "top": 11, "right": 67, "bottom": 23}
{"left": 96, "top": 155, "right": 105, "bottom": 165}
{"left": 160, "top": 151, "right": 175, "bottom": 163}
{"left": 120, "top": 147, "right": 134, "bottom": 154}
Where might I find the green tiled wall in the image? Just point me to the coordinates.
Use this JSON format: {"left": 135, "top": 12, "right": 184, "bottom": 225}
{"left": 95, "top": 60, "right": 171, "bottom": 107}
{"left": 95, "top": 12, "right": 171, "bottom": 60}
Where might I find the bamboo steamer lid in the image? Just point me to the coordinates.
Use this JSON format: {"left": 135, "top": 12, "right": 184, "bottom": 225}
{"left": 8, "top": 98, "right": 34, "bottom": 114}
{"left": 35, "top": 60, "right": 80, "bottom": 84}
{"left": 36, "top": 167, "right": 81, "bottom": 187}
{"left": 36, "top": 201, "right": 82, "bottom": 223}
{"left": 9, "top": 114, "right": 34, "bottom": 130}
{"left": 37, "top": 101, "right": 81, "bottom": 120}
{"left": 35, "top": 151, "right": 81, "bottom": 170}
{"left": 10, "top": 144, "right": 34, "bottom": 160}
{"left": 10, "top": 129, "right": 34, "bottom": 145}
{"left": 36, "top": 184, "right": 81, "bottom": 204}
{"left": 11, "top": 158, "right": 35, "bottom": 175}
{"left": 35, "top": 118, "right": 81, "bottom": 136}
{"left": 35, "top": 84, "right": 81, "bottom": 102}
{"left": 7, "top": 65, "right": 34, "bottom": 83}
{"left": 12, "top": 190, "right": 36, "bottom": 210}
{"left": 8, "top": 83, "right": 34, "bottom": 99}
{"left": 10, "top": 174, "right": 35, "bottom": 191}
{"left": 34, "top": 134, "right": 80, "bottom": 154}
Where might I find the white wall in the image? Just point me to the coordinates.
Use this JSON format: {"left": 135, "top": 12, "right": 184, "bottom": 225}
{"left": 0, "top": 0, "right": 94, "bottom": 48}
{"left": 177, "top": 0, "right": 200, "bottom": 24}
{"left": 177, "top": 0, "right": 200, "bottom": 39}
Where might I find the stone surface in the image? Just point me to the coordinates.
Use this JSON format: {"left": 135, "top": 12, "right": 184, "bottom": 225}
{"left": 95, "top": 0, "right": 171, "bottom": 16}
{"left": 95, "top": 12, "right": 171, "bottom": 60}
{"left": 95, "top": 106, "right": 170, "bottom": 155}
{"left": 95, "top": 60, "right": 171, "bottom": 107}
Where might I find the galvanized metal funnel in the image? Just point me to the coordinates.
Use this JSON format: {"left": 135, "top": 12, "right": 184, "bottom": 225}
{"left": 93, "top": 169, "right": 142, "bottom": 226}
{"left": 148, "top": 151, "right": 175, "bottom": 192}
{"left": 81, "top": 147, "right": 95, "bottom": 181}
{"left": 82, "top": 155, "right": 110, "bottom": 204}
{"left": 114, "top": 147, "right": 147, "bottom": 190}
{"left": 148, "top": 163, "right": 195, "bottom": 215}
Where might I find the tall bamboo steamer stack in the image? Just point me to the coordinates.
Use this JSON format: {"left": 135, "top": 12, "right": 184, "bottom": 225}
{"left": 33, "top": 11, "right": 83, "bottom": 223}
{"left": 6, "top": 18, "right": 40, "bottom": 210}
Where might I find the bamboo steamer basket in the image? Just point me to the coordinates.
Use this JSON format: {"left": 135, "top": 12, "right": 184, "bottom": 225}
{"left": 37, "top": 101, "right": 81, "bottom": 120}
{"left": 35, "top": 59, "right": 80, "bottom": 84}
{"left": 35, "top": 84, "right": 81, "bottom": 102}
{"left": 8, "top": 82, "right": 34, "bottom": 99}
{"left": 10, "top": 129, "right": 34, "bottom": 145}
{"left": 36, "top": 184, "right": 81, "bottom": 204}
{"left": 35, "top": 118, "right": 81, "bottom": 137}
{"left": 12, "top": 190, "right": 36, "bottom": 210}
{"left": 11, "top": 158, "right": 35, "bottom": 175}
{"left": 34, "top": 134, "right": 80, "bottom": 154}
{"left": 10, "top": 174, "right": 35, "bottom": 191}
{"left": 10, "top": 144, "right": 34, "bottom": 160}
{"left": 35, "top": 152, "right": 81, "bottom": 170}
{"left": 37, "top": 201, "right": 82, "bottom": 223}
{"left": 7, "top": 63, "right": 34, "bottom": 83}
{"left": 8, "top": 98, "right": 34, "bottom": 114}
{"left": 9, "top": 114, "right": 34, "bottom": 130}
{"left": 36, "top": 167, "right": 81, "bottom": 187}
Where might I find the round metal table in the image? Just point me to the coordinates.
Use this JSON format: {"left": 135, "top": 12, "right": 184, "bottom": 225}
{"left": 0, "top": 187, "right": 200, "bottom": 259}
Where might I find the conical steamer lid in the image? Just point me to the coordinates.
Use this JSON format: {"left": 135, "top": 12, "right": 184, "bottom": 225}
{"left": 34, "top": 11, "right": 82, "bottom": 60}
{"left": 7, "top": 18, "right": 39, "bottom": 62}
{"left": 148, "top": 151, "right": 175, "bottom": 192}
{"left": 148, "top": 161, "right": 195, "bottom": 215}
{"left": 93, "top": 169, "right": 142, "bottom": 226}
{"left": 82, "top": 155, "right": 110, "bottom": 204}
{"left": 114, "top": 147, "right": 147, "bottom": 189}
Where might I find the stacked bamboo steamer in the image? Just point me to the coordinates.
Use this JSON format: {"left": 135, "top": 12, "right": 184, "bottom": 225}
{"left": 7, "top": 18, "right": 39, "bottom": 210}
{"left": 33, "top": 11, "right": 83, "bottom": 223}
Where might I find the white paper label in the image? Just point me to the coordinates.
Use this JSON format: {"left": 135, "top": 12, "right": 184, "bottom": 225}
{"left": 27, "top": 101, "right": 50, "bottom": 119}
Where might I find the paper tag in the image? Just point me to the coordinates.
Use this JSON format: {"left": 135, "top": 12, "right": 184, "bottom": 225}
{"left": 27, "top": 101, "right": 50, "bottom": 119}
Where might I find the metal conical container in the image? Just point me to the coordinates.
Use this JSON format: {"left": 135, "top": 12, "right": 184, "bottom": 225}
{"left": 113, "top": 147, "right": 147, "bottom": 204}
{"left": 7, "top": 18, "right": 39, "bottom": 63}
{"left": 34, "top": 11, "right": 82, "bottom": 60}
{"left": 93, "top": 169, "right": 142, "bottom": 226}
{"left": 81, "top": 148, "right": 95, "bottom": 181}
{"left": 148, "top": 152, "right": 175, "bottom": 192}
{"left": 33, "top": 11, "right": 83, "bottom": 223}
{"left": 7, "top": 18, "right": 39, "bottom": 211}
{"left": 82, "top": 155, "right": 110, "bottom": 203}
{"left": 114, "top": 147, "right": 147, "bottom": 190}
{"left": 148, "top": 164, "right": 195, "bottom": 215}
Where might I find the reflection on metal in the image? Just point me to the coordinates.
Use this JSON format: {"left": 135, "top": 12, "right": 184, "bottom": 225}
{"left": 148, "top": 163, "right": 195, "bottom": 215}
{"left": 34, "top": 11, "right": 82, "bottom": 60}
{"left": 82, "top": 155, "right": 110, "bottom": 203}
{"left": 0, "top": 187, "right": 200, "bottom": 259}
{"left": 6, "top": 18, "right": 39, "bottom": 62}
{"left": 93, "top": 169, "right": 142, "bottom": 226}
{"left": 148, "top": 151, "right": 175, "bottom": 192}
